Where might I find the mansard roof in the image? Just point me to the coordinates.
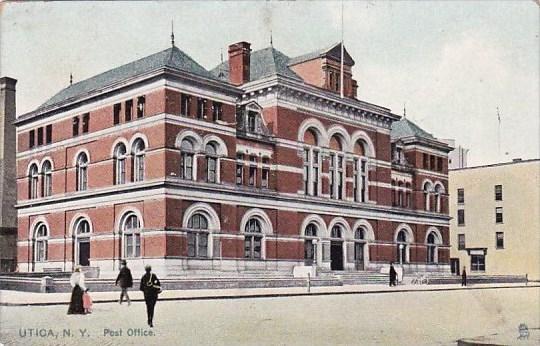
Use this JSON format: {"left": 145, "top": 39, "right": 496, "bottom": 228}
{"left": 288, "top": 42, "right": 355, "bottom": 66}
{"left": 36, "top": 46, "right": 215, "bottom": 112}
{"left": 211, "top": 47, "right": 302, "bottom": 82}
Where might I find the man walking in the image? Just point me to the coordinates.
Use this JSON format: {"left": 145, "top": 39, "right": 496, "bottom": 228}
{"left": 461, "top": 266, "right": 467, "bottom": 287}
{"left": 115, "top": 260, "right": 133, "bottom": 305}
{"left": 140, "top": 265, "right": 161, "bottom": 328}
{"left": 389, "top": 262, "right": 397, "bottom": 287}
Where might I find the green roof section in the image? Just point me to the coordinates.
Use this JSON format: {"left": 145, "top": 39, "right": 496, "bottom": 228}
{"left": 211, "top": 47, "right": 302, "bottom": 82}
{"left": 390, "top": 117, "right": 435, "bottom": 140}
{"left": 36, "top": 46, "right": 215, "bottom": 111}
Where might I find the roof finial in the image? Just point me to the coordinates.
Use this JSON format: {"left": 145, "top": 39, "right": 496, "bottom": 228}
{"left": 403, "top": 102, "right": 407, "bottom": 118}
{"left": 270, "top": 30, "right": 273, "bottom": 47}
{"left": 171, "top": 20, "right": 175, "bottom": 47}
{"left": 70, "top": 72, "right": 73, "bottom": 86}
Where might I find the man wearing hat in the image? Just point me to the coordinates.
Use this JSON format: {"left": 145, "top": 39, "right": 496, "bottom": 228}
{"left": 115, "top": 260, "right": 133, "bottom": 305}
{"left": 140, "top": 264, "right": 161, "bottom": 328}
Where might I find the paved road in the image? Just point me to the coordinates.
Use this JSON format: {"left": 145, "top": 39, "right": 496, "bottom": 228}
{"left": 1, "top": 286, "right": 538, "bottom": 345}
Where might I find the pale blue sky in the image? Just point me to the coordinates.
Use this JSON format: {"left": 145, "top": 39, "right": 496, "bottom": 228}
{"left": 1, "top": 1, "right": 538, "bottom": 165}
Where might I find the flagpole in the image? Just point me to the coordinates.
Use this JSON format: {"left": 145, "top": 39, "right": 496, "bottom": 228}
{"left": 340, "top": 0, "right": 344, "bottom": 99}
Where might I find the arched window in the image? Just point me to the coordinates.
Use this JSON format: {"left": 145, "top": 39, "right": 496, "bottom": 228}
{"left": 244, "top": 218, "right": 262, "bottom": 259}
{"left": 180, "top": 138, "right": 195, "bottom": 180}
{"left": 435, "top": 184, "right": 443, "bottom": 213}
{"left": 206, "top": 142, "right": 218, "bottom": 183}
{"left": 396, "top": 230, "right": 410, "bottom": 264}
{"left": 122, "top": 213, "right": 141, "bottom": 258}
{"left": 76, "top": 152, "right": 88, "bottom": 191}
{"left": 427, "top": 232, "right": 437, "bottom": 263}
{"left": 187, "top": 213, "right": 209, "bottom": 257}
{"left": 329, "top": 135, "right": 345, "bottom": 200}
{"left": 331, "top": 225, "right": 343, "bottom": 239}
{"left": 33, "top": 223, "right": 48, "bottom": 262}
{"left": 29, "top": 163, "right": 39, "bottom": 199}
{"left": 132, "top": 139, "right": 145, "bottom": 182}
{"left": 114, "top": 143, "right": 127, "bottom": 185}
{"left": 423, "top": 182, "right": 432, "bottom": 211}
{"left": 303, "top": 128, "right": 320, "bottom": 196}
{"left": 41, "top": 161, "right": 52, "bottom": 197}
{"left": 74, "top": 218, "right": 91, "bottom": 266}
{"left": 304, "top": 223, "right": 318, "bottom": 263}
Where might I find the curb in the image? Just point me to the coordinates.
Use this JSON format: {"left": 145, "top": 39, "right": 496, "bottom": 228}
{"left": 1, "top": 284, "right": 537, "bottom": 307}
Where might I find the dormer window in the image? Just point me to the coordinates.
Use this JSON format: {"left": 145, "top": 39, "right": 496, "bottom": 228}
{"left": 247, "top": 111, "right": 257, "bottom": 132}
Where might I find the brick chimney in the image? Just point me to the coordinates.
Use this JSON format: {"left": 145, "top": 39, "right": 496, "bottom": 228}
{"left": 0, "top": 77, "right": 17, "bottom": 230}
{"left": 228, "top": 42, "right": 251, "bottom": 85}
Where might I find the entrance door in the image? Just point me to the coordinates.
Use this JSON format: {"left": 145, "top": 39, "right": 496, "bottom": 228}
{"left": 78, "top": 240, "right": 90, "bottom": 266}
{"left": 450, "top": 258, "right": 460, "bottom": 276}
{"left": 355, "top": 242, "right": 365, "bottom": 270}
{"left": 330, "top": 241, "right": 343, "bottom": 270}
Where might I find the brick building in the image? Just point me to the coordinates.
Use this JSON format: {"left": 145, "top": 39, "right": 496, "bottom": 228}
{"left": 15, "top": 41, "right": 452, "bottom": 277}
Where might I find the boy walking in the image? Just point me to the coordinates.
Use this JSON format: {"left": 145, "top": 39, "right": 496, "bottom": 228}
{"left": 115, "top": 260, "right": 133, "bottom": 305}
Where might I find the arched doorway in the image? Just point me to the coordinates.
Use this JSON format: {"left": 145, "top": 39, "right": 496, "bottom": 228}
{"left": 354, "top": 227, "right": 367, "bottom": 270}
{"left": 330, "top": 225, "right": 344, "bottom": 270}
{"left": 396, "top": 230, "right": 410, "bottom": 264}
{"left": 304, "top": 223, "right": 318, "bottom": 265}
{"left": 74, "top": 218, "right": 91, "bottom": 266}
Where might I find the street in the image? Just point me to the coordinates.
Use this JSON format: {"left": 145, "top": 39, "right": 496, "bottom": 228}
{"left": 1, "top": 286, "right": 538, "bottom": 345}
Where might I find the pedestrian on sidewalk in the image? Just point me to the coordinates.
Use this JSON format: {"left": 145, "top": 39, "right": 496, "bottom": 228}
{"left": 67, "top": 267, "right": 86, "bottom": 315}
{"left": 461, "top": 266, "right": 467, "bottom": 286}
{"left": 83, "top": 288, "right": 93, "bottom": 314}
{"left": 389, "top": 262, "right": 397, "bottom": 287}
{"left": 115, "top": 260, "right": 133, "bottom": 305}
{"left": 140, "top": 265, "right": 161, "bottom": 328}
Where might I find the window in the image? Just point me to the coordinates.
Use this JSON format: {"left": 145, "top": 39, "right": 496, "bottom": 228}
{"left": 181, "top": 94, "right": 191, "bottom": 116}
{"left": 423, "top": 153, "right": 429, "bottom": 169}
{"left": 303, "top": 149, "right": 309, "bottom": 194}
{"left": 304, "top": 223, "right": 317, "bottom": 263}
{"left": 424, "top": 182, "right": 432, "bottom": 211}
{"left": 457, "top": 209, "right": 465, "bottom": 226}
{"left": 244, "top": 219, "right": 262, "bottom": 259}
{"left": 471, "top": 254, "right": 485, "bottom": 272}
{"left": 82, "top": 113, "right": 90, "bottom": 133}
{"left": 312, "top": 150, "right": 320, "bottom": 196}
{"left": 427, "top": 233, "right": 437, "bottom": 263}
{"left": 113, "top": 103, "right": 121, "bottom": 125}
{"left": 457, "top": 188, "right": 464, "bottom": 204}
{"left": 331, "top": 226, "right": 342, "bottom": 239}
{"left": 248, "top": 156, "right": 257, "bottom": 187}
{"left": 37, "top": 127, "right": 43, "bottom": 146}
{"left": 437, "top": 157, "right": 443, "bottom": 171}
{"left": 206, "top": 143, "right": 217, "bottom": 183}
{"left": 45, "top": 125, "right": 52, "bottom": 144}
{"left": 187, "top": 213, "right": 209, "bottom": 257}
{"left": 247, "top": 112, "right": 257, "bottom": 132}
{"left": 76, "top": 152, "right": 88, "bottom": 191}
{"left": 458, "top": 234, "right": 465, "bottom": 250}
{"left": 29, "top": 164, "right": 39, "bottom": 199}
{"left": 337, "top": 155, "right": 344, "bottom": 200}
{"left": 34, "top": 224, "right": 48, "bottom": 262}
{"left": 114, "top": 143, "right": 127, "bottom": 185}
{"left": 180, "top": 139, "right": 195, "bottom": 180}
{"left": 136, "top": 96, "right": 145, "bottom": 118}
{"left": 496, "top": 232, "right": 504, "bottom": 249}
{"left": 41, "top": 161, "right": 52, "bottom": 197}
{"left": 236, "top": 153, "right": 244, "bottom": 185}
{"left": 261, "top": 167, "right": 269, "bottom": 189}
{"left": 212, "top": 102, "right": 222, "bottom": 121}
{"left": 132, "top": 139, "right": 145, "bottom": 182}
{"left": 29, "top": 130, "right": 35, "bottom": 149}
{"left": 430, "top": 156, "right": 435, "bottom": 171}
{"left": 197, "top": 98, "right": 207, "bottom": 119}
{"left": 495, "top": 207, "right": 503, "bottom": 223}
{"left": 72, "top": 117, "right": 79, "bottom": 136}
{"left": 396, "top": 230, "right": 409, "bottom": 263}
{"left": 329, "top": 153, "right": 335, "bottom": 198}
{"left": 435, "top": 184, "right": 443, "bottom": 213}
{"left": 122, "top": 214, "right": 141, "bottom": 258}
{"left": 125, "top": 100, "right": 133, "bottom": 122}
{"left": 494, "top": 185, "right": 503, "bottom": 201}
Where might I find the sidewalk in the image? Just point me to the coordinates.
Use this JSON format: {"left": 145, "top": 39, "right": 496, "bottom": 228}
{"left": 1, "top": 282, "right": 537, "bottom": 306}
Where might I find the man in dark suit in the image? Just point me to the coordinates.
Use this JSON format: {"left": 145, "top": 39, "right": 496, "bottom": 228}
{"left": 115, "top": 260, "right": 133, "bottom": 305}
{"left": 389, "top": 262, "right": 397, "bottom": 287}
{"left": 140, "top": 265, "right": 161, "bottom": 328}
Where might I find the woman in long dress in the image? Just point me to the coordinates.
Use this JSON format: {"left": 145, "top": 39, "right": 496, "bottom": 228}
{"left": 67, "top": 267, "right": 86, "bottom": 314}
